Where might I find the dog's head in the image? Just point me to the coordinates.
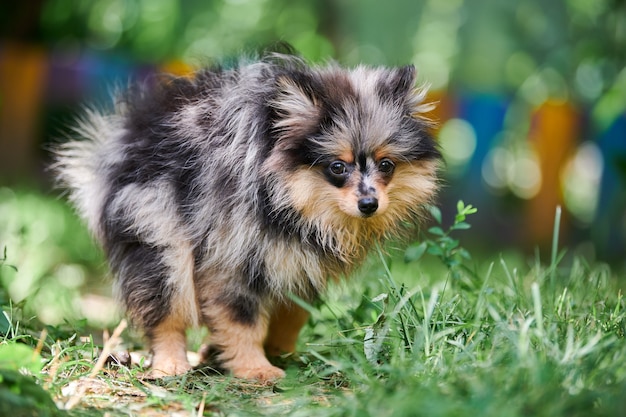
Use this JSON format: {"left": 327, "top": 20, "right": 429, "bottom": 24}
{"left": 264, "top": 60, "right": 440, "bottom": 242}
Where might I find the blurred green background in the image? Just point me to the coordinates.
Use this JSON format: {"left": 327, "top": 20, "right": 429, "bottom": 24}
{"left": 1, "top": 0, "right": 625, "bottom": 325}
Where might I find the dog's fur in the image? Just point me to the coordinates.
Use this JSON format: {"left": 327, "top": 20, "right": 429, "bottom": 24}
{"left": 54, "top": 51, "right": 440, "bottom": 381}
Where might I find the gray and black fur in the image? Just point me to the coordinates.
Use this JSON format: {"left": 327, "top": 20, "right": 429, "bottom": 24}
{"left": 54, "top": 51, "right": 440, "bottom": 380}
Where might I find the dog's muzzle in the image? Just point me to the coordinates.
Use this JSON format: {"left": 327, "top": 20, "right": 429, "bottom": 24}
{"left": 358, "top": 197, "right": 378, "bottom": 216}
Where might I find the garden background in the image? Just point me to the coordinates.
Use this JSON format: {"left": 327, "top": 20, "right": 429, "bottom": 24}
{"left": 1, "top": 1, "right": 625, "bottom": 416}
{"left": 2, "top": 0, "right": 626, "bottom": 261}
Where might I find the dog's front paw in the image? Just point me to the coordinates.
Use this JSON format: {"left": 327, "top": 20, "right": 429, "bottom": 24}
{"left": 149, "top": 357, "right": 192, "bottom": 378}
{"left": 231, "top": 364, "right": 286, "bottom": 382}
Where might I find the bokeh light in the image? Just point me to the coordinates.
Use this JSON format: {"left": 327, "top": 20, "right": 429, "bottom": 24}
{"left": 411, "top": 0, "right": 462, "bottom": 90}
{"left": 438, "top": 118, "right": 477, "bottom": 177}
{"left": 482, "top": 142, "right": 542, "bottom": 199}
{"left": 561, "top": 142, "right": 604, "bottom": 224}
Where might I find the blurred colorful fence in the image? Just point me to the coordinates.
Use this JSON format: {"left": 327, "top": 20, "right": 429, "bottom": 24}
{"left": 0, "top": 41, "right": 624, "bottom": 261}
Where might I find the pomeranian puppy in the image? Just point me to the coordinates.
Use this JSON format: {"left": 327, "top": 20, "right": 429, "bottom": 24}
{"left": 54, "top": 50, "right": 440, "bottom": 381}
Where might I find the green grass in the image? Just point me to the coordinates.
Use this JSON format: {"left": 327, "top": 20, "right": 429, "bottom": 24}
{"left": 1, "top": 188, "right": 625, "bottom": 416}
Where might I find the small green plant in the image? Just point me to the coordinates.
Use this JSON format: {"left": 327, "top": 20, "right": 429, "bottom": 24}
{"left": 352, "top": 201, "right": 480, "bottom": 368}
{"left": 404, "top": 201, "right": 478, "bottom": 277}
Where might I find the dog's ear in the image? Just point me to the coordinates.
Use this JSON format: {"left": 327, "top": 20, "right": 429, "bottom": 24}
{"left": 379, "top": 65, "right": 433, "bottom": 118}
{"left": 377, "top": 65, "right": 416, "bottom": 104}
{"left": 271, "top": 73, "right": 322, "bottom": 141}
{"left": 391, "top": 65, "right": 417, "bottom": 102}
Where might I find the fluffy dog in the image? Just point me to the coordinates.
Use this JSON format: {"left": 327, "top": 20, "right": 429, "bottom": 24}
{"left": 54, "top": 51, "right": 440, "bottom": 381}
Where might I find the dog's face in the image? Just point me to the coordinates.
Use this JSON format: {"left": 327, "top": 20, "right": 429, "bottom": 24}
{"left": 322, "top": 152, "right": 395, "bottom": 218}
{"left": 265, "top": 64, "right": 440, "bottom": 235}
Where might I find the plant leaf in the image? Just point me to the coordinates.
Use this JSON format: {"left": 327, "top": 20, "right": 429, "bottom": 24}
{"left": 404, "top": 242, "right": 427, "bottom": 263}
{"left": 457, "top": 200, "right": 465, "bottom": 211}
{"left": 428, "top": 226, "right": 445, "bottom": 237}
{"left": 451, "top": 222, "right": 471, "bottom": 230}
{"left": 0, "top": 310, "right": 10, "bottom": 335}
{"left": 0, "top": 343, "right": 43, "bottom": 374}
{"left": 427, "top": 205, "right": 442, "bottom": 224}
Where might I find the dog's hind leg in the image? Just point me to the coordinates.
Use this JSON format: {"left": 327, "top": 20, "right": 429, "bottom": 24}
{"left": 104, "top": 182, "right": 200, "bottom": 377}
{"left": 148, "top": 316, "right": 192, "bottom": 377}
{"left": 147, "top": 241, "right": 200, "bottom": 377}
{"left": 264, "top": 300, "right": 309, "bottom": 357}
{"left": 108, "top": 238, "right": 195, "bottom": 377}
{"left": 110, "top": 239, "right": 197, "bottom": 377}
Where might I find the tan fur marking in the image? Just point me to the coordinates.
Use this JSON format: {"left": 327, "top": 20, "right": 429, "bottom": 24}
{"left": 373, "top": 147, "right": 397, "bottom": 162}
{"left": 205, "top": 303, "right": 285, "bottom": 381}
{"left": 337, "top": 186, "right": 361, "bottom": 217}
{"left": 277, "top": 158, "right": 438, "bottom": 269}
{"left": 339, "top": 151, "right": 354, "bottom": 164}
{"left": 264, "top": 301, "right": 310, "bottom": 356}
{"left": 286, "top": 169, "right": 332, "bottom": 214}
{"left": 149, "top": 316, "right": 191, "bottom": 377}
{"left": 388, "top": 160, "right": 439, "bottom": 204}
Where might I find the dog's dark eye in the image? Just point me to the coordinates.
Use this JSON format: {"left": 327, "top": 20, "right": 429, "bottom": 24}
{"left": 326, "top": 161, "right": 351, "bottom": 187}
{"left": 378, "top": 158, "right": 395, "bottom": 175}
{"left": 329, "top": 161, "right": 348, "bottom": 176}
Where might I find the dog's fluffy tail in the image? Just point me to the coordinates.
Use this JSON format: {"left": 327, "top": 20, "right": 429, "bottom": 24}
{"left": 53, "top": 107, "right": 125, "bottom": 241}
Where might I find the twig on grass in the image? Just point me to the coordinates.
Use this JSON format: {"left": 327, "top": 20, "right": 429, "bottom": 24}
{"left": 197, "top": 393, "right": 207, "bottom": 417}
{"left": 63, "top": 319, "right": 128, "bottom": 410}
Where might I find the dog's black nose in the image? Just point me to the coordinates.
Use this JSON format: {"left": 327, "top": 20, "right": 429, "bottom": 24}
{"left": 358, "top": 197, "right": 378, "bottom": 216}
